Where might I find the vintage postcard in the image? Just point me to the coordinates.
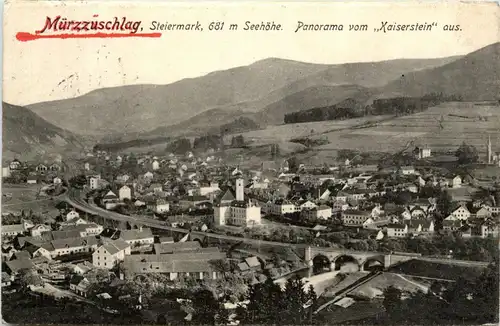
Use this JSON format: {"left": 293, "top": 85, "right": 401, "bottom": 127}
{"left": 2, "top": 1, "right": 499, "bottom": 324}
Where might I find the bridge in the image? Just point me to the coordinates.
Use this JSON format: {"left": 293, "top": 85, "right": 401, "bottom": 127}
{"left": 64, "top": 188, "right": 490, "bottom": 274}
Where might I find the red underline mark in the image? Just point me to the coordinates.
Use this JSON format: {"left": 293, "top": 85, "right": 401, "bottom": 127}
{"left": 16, "top": 32, "right": 162, "bottom": 42}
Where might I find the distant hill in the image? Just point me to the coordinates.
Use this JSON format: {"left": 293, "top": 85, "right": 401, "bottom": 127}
{"left": 218, "top": 117, "right": 260, "bottom": 134}
{"left": 254, "top": 84, "right": 369, "bottom": 125}
{"left": 26, "top": 56, "right": 461, "bottom": 136}
{"left": 378, "top": 42, "right": 500, "bottom": 100}
{"left": 2, "top": 102, "right": 83, "bottom": 161}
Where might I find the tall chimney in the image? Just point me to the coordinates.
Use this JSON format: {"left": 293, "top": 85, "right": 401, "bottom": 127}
{"left": 236, "top": 178, "right": 244, "bottom": 201}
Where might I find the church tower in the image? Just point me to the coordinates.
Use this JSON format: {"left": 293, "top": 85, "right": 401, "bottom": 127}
{"left": 236, "top": 178, "right": 244, "bottom": 201}
{"left": 487, "top": 135, "right": 492, "bottom": 164}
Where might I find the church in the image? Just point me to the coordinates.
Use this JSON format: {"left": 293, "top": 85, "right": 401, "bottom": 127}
{"left": 486, "top": 135, "right": 500, "bottom": 166}
{"left": 213, "top": 178, "right": 262, "bottom": 227}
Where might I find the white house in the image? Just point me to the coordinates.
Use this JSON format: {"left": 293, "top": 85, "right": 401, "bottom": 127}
{"left": 406, "top": 220, "right": 435, "bottom": 234}
{"left": 89, "top": 176, "right": 101, "bottom": 190}
{"left": 1, "top": 224, "right": 25, "bottom": 237}
{"left": 147, "top": 199, "right": 170, "bottom": 214}
{"left": 298, "top": 200, "right": 318, "bottom": 211}
{"left": 386, "top": 223, "right": 408, "bottom": 237}
{"left": 399, "top": 166, "right": 416, "bottom": 175}
{"left": 119, "top": 185, "right": 132, "bottom": 201}
{"left": 102, "top": 191, "right": 118, "bottom": 203}
{"left": 303, "top": 205, "right": 332, "bottom": 220}
{"left": 36, "top": 164, "right": 48, "bottom": 173}
{"left": 53, "top": 177, "right": 62, "bottom": 185}
{"left": 92, "top": 239, "right": 131, "bottom": 269}
{"left": 2, "top": 167, "right": 11, "bottom": 178}
{"left": 342, "top": 210, "right": 372, "bottom": 226}
{"left": 475, "top": 207, "right": 493, "bottom": 219}
{"left": 27, "top": 177, "right": 38, "bottom": 184}
{"left": 9, "top": 159, "right": 22, "bottom": 170}
{"left": 418, "top": 147, "right": 431, "bottom": 159}
{"left": 152, "top": 160, "right": 160, "bottom": 171}
{"left": 270, "top": 200, "right": 298, "bottom": 215}
{"left": 49, "top": 236, "right": 99, "bottom": 257}
{"left": 66, "top": 210, "right": 80, "bottom": 221}
{"left": 450, "top": 175, "right": 462, "bottom": 188}
{"left": 199, "top": 181, "right": 220, "bottom": 196}
{"left": 120, "top": 227, "right": 154, "bottom": 247}
{"left": 30, "top": 224, "right": 52, "bottom": 237}
{"left": 446, "top": 205, "right": 471, "bottom": 221}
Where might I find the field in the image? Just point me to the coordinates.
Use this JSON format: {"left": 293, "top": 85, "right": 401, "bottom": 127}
{"left": 315, "top": 102, "right": 500, "bottom": 153}
{"left": 2, "top": 184, "right": 60, "bottom": 216}
{"left": 232, "top": 102, "right": 499, "bottom": 157}
{"left": 237, "top": 115, "right": 392, "bottom": 145}
{"left": 386, "top": 259, "right": 486, "bottom": 281}
{"left": 87, "top": 102, "right": 499, "bottom": 168}
{"left": 351, "top": 273, "right": 428, "bottom": 299}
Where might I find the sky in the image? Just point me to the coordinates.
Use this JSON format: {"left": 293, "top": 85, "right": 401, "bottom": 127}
{"left": 3, "top": 1, "right": 499, "bottom": 105}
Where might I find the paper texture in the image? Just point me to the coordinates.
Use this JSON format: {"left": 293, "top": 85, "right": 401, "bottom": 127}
{"left": 1, "top": 1, "right": 499, "bottom": 325}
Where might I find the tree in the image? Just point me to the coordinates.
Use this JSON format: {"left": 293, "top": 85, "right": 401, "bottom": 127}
{"left": 191, "top": 289, "right": 221, "bottom": 325}
{"left": 383, "top": 286, "right": 402, "bottom": 319}
{"left": 18, "top": 268, "right": 44, "bottom": 290}
{"left": 208, "top": 259, "right": 231, "bottom": 280}
{"left": 288, "top": 156, "right": 299, "bottom": 172}
{"left": 242, "top": 275, "right": 312, "bottom": 324}
{"left": 231, "top": 135, "right": 245, "bottom": 148}
{"left": 69, "top": 174, "right": 87, "bottom": 188}
{"left": 244, "top": 278, "right": 283, "bottom": 324}
{"left": 281, "top": 276, "right": 308, "bottom": 324}
{"left": 435, "top": 190, "right": 453, "bottom": 230}
{"left": 305, "top": 284, "right": 318, "bottom": 321}
{"left": 455, "top": 142, "right": 479, "bottom": 164}
{"left": 271, "top": 144, "right": 280, "bottom": 159}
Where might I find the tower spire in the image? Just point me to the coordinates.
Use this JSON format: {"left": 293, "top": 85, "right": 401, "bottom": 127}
{"left": 487, "top": 135, "right": 492, "bottom": 164}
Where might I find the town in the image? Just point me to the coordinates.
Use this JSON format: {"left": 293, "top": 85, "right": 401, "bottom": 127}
{"left": 2, "top": 135, "right": 499, "bottom": 324}
{"left": 3, "top": 9, "right": 500, "bottom": 323}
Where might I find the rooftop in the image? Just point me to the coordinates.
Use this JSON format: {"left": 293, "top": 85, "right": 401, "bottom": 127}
{"left": 101, "top": 238, "right": 130, "bottom": 255}
{"left": 119, "top": 228, "right": 154, "bottom": 241}
{"left": 153, "top": 241, "right": 202, "bottom": 254}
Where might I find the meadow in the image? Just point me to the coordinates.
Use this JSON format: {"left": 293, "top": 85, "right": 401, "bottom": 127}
{"left": 315, "top": 102, "right": 500, "bottom": 154}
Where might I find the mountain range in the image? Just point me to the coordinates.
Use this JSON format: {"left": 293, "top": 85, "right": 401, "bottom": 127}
{"left": 5, "top": 42, "right": 500, "bottom": 155}
{"left": 27, "top": 54, "right": 467, "bottom": 137}
{"left": 2, "top": 102, "right": 84, "bottom": 161}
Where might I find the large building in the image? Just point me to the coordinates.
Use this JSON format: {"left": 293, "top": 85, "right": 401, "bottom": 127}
{"left": 214, "top": 178, "right": 261, "bottom": 227}
{"left": 92, "top": 238, "right": 131, "bottom": 269}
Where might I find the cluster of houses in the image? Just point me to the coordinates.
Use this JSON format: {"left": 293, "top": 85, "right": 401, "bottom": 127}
{"left": 2, "top": 159, "right": 64, "bottom": 185}
{"left": 77, "top": 148, "right": 500, "bottom": 240}
{"left": 1, "top": 210, "right": 233, "bottom": 297}
{"left": 2, "top": 146, "right": 499, "bottom": 306}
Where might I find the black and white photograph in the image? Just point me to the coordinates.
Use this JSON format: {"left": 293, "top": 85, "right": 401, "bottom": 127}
{"left": 1, "top": 1, "right": 499, "bottom": 324}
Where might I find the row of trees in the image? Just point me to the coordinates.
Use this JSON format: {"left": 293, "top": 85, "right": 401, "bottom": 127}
{"left": 166, "top": 134, "right": 247, "bottom": 154}
{"left": 372, "top": 93, "right": 462, "bottom": 116}
{"left": 237, "top": 276, "right": 317, "bottom": 325}
{"left": 284, "top": 105, "right": 365, "bottom": 124}
{"left": 284, "top": 93, "right": 463, "bottom": 124}
{"left": 93, "top": 137, "right": 171, "bottom": 152}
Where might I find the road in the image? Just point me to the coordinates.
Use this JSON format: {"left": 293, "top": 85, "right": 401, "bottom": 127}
{"left": 65, "top": 189, "right": 298, "bottom": 249}
{"left": 64, "top": 188, "right": 490, "bottom": 268}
